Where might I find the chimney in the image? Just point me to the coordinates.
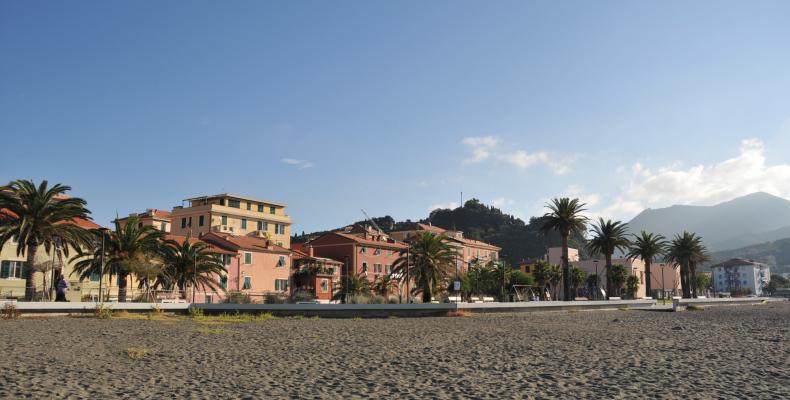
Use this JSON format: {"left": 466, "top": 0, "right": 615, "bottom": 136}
{"left": 307, "top": 244, "right": 314, "bottom": 257}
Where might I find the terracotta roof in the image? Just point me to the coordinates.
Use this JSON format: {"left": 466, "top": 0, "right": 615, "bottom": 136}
{"left": 416, "top": 223, "right": 447, "bottom": 233}
{"left": 163, "top": 234, "right": 236, "bottom": 255}
{"left": 202, "top": 232, "right": 291, "bottom": 254}
{"left": 710, "top": 258, "right": 767, "bottom": 268}
{"left": 291, "top": 247, "right": 343, "bottom": 264}
{"left": 451, "top": 236, "right": 501, "bottom": 251}
{"left": 1, "top": 208, "right": 101, "bottom": 229}
{"left": 331, "top": 231, "right": 408, "bottom": 249}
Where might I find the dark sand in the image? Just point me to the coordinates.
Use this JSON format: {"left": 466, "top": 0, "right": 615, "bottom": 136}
{"left": 1, "top": 303, "right": 788, "bottom": 399}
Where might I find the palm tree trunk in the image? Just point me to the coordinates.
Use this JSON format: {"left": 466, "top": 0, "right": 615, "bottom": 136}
{"left": 605, "top": 254, "right": 612, "bottom": 300}
{"left": 118, "top": 271, "right": 128, "bottom": 302}
{"left": 645, "top": 259, "right": 652, "bottom": 299}
{"left": 680, "top": 262, "right": 689, "bottom": 298}
{"left": 561, "top": 234, "right": 570, "bottom": 301}
{"left": 24, "top": 243, "right": 38, "bottom": 301}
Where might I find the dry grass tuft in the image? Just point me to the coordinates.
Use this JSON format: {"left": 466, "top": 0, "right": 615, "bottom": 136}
{"left": 123, "top": 347, "right": 152, "bottom": 360}
{"left": 446, "top": 310, "right": 472, "bottom": 317}
{"left": 2, "top": 303, "right": 21, "bottom": 320}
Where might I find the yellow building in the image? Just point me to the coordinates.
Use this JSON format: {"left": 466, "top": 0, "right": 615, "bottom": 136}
{"left": 116, "top": 208, "right": 172, "bottom": 232}
{"left": 0, "top": 216, "right": 112, "bottom": 301}
{"left": 170, "top": 194, "right": 292, "bottom": 248}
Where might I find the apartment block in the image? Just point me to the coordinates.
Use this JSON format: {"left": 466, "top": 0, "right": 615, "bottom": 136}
{"left": 170, "top": 194, "right": 292, "bottom": 248}
{"left": 116, "top": 208, "right": 172, "bottom": 232}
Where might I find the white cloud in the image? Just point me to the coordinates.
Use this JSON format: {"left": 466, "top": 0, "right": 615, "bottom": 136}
{"left": 427, "top": 202, "right": 459, "bottom": 212}
{"left": 491, "top": 197, "right": 515, "bottom": 208}
{"left": 622, "top": 139, "right": 790, "bottom": 208}
{"left": 281, "top": 158, "right": 314, "bottom": 170}
{"left": 461, "top": 136, "right": 500, "bottom": 163}
{"left": 461, "top": 136, "right": 570, "bottom": 174}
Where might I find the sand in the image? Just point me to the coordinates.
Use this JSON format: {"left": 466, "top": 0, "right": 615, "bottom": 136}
{"left": 1, "top": 303, "right": 788, "bottom": 399}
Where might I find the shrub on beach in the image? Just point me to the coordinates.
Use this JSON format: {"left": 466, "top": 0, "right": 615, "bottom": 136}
{"left": 2, "top": 303, "right": 21, "bottom": 320}
{"left": 95, "top": 304, "right": 113, "bottom": 319}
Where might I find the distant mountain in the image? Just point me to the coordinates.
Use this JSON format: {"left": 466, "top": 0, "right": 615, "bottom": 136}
{"left": 293, "top": 199, "right": 589, "bottom": 266}
{"left": 627, "top": 192, "right": 790, "bottom": 251}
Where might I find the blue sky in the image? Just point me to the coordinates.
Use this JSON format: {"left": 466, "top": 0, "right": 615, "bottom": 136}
{"left": 3, "top": 1, "right": 790, "bottom": 232}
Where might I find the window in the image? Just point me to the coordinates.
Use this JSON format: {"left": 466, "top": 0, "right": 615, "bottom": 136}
{"left": 228, "top": 199, "right": 240, "bottom": 208}
{"left": 385, "top": 265, "right": 391, "bottom": 274}
{"left": 244, "top": 252, "right": 252, "bottom": 264}
{"left": 221, "top": 215, "right": 228, "bottom": 226}
{"left": 246, "top": 202, "right": 251, "bottom": 210}
{"left": 222, "top": 254, "right": 232, "bottom": 265}
{"left": 257, "top": 220, "right": 268, "bottom": 231}
{"left": 269, "top": 206, "right": 276, "bottom": 215}
{"left": 198, "top": 215, "right": 204, "bottom": 227}
{"left": 188, "top": 217, "right": 192, "bottom": 227}
{"left": 275, "top": 279, "right": 289, "bottom": 292}
{"left": 219, "top": 275, "right": 228, "bottom": 289}
{"left": 257, "top": 204, "right": 264, "bottom": 212}
{"left": 242, "top": 276, "right": 252, "bottom": 290}
{"left": 320, "top": 279, "right": 329, "bottom": 293}
{"left": 361, "top": 247, "right": 367, "bottom": 254}
{"left": 276, "top": 241, "right": 283, "bottom": 247}
{"left": 241, "top": 218, "right": 247, "bottom": 229}
{"left": 273, "top": 224, "right": 285, "bottom": 235}
{"left": 0, "top": 261, "right": 27, "bottom": 279}
{"left": 374, "top": 263, "right": 382, "bottom": 273}
{"left": 219, "top": 199, "right": 225, "bottom": 206}
{"left": 277, "top": 256, "right": 286, "bottom": 267}
{"left": 161, "top": 222, "right": 167, "bottom": 231}
{"left": 374, "top": 248, "right": 381, "bottom": 255}
{"left": 181, "top": 218, "right": 187, "bottom": 229}
{"left": 362, "top": 262, "right": 368, "bottom": 273}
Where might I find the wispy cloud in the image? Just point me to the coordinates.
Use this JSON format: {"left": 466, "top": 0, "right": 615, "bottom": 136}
{"left": 461, "top": 136, "right": 500, "bottom": 164}
{"left": 281, "top": 158, "right": 314, "bottom": 169}
{"left": 461, "top": 136, "right": 570, "bottom": 175}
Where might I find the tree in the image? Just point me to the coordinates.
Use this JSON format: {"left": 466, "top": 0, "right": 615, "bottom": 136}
{"left": 392, "top": 232, "right": 458, "bottom": 303}
{"left": 666, "top": 231, "right": 709, "bottom": 299}
{"left": 373, "top": 274, "right": 399, "bottom": 298}
{"left": 331, "top": 272, "right": 371, "bottom": 303}
{"left": 626, "top": 231, "right": 667, "bottom": 299}
{"left": 570, "top": 267, "right": 587, "bottom": 299}
{"left": 625, "top": 275, "right": 640, "bottom": 299}
{"left": 533, "top": 260, "right": 561, "bottom": 300}
{"left": 540, "top": 198, "right": 588, "bottom": 300}
{"left": 0, "top": 180, "right": 92, "bottom": 301}
{"left": 158, "top": 236, "right": 227, "bottom": 300}
{"left": 609, "top": 264, "right": 629, "bottom": 297}
{"left": 695, "top": 273, "right": 712, "bottom": 296}
{"left": 587, "top": 218, "right": 630, "bottom": 299}
{"left": 73, "top": 216, "right": 163, "bottom": 302}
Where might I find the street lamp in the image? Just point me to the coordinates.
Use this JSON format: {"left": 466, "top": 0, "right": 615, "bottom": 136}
{"left": 593, "top": 259, "right": 599, "bottom": 300}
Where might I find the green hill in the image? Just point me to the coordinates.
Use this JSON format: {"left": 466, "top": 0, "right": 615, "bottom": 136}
{"left": 293, "top": 199, "right": 588, "bottom": 266}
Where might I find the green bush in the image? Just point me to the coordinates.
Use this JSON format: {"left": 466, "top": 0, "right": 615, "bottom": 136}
{"left": 188, "top": 307, "right": 204, "bottom": 318}
{"left": 95, "top": 304, "right": 113, "bottom": 319}
{"left": 264, "top": 293, "right": 285, "bottom": 304}
{"left": 225, "top": 291, "right": 254, "bottom": 304}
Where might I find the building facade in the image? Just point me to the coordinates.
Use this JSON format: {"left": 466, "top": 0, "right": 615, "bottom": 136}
{"left": 170, "top": 194, "right": 292, "bottom": 248}
{"left": 202, "top": 232, "right": 292, "bottom": 301}
{"left": 309, "top": 225, "right": 407, "bottom": 283}
{"left": 116, "top": 208, "right": 172, "bottom": 232}
{"left": 711, "top": 258, "right": 771, "bottom": 296}
{"left": 291, "top": 243, "right": 342, "bottom": 303}
{"left": 389, "top": 223, "right": 500, "bottom": 274}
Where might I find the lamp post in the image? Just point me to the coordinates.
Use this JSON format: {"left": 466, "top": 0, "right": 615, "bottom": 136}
{"left": 593, "top": 259, "right": 599, "bottom": 300}
{"left": 98, "top": 228, "right": 108, "bottom": 303}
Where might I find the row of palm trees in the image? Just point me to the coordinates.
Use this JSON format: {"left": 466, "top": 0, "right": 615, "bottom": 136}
{"left": 540, "top": 197, "right": 709, "bottom": 300}
{"left": 0, "top": 180, "right": 226, "bottom": 301}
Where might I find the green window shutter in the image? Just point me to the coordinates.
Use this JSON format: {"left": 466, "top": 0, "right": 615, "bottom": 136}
{"left": 221, "top": 215, "right": 228, "bottom": 225}
{"left": 245, "top": 252, "right": 252, "bottom": 264}
{"left": 0, "top": 261, "right": 9, "bottom": 279}
{"left": 220, "top": 275, "right": 228, "bottom": 289}
{"left": 20, "top": 262, "right": 30, "bottom": 279}
{"left": 241, "top": 219, "right": 247, "bottom": 229}
{"left": 243, "top": 276, "right": 252, "bottom": 290}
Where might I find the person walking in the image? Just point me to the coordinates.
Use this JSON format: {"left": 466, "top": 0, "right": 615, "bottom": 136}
{"left": 55, "top": 274, "right": 69, "bottom": 302}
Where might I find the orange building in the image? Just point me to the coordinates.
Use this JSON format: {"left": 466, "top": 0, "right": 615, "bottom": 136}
{"left": 389, "top": 223, "right": 501, "bottom": 273}
{"left": 291, "top": 243, "right": 342, "bottom": 303}
{"left": 116, "top": 209, "right": 172, "bottom": 232}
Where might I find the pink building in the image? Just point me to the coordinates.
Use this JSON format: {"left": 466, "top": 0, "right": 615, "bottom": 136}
{"left": 162, "top": 234, "right": 238, "bottom": 304}
{"left": 202, "top": 232, "right": 292, "bottom": 303}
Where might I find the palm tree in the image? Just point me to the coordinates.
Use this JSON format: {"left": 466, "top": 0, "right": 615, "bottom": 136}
{"left": 392, "top": 232, "right": 458, "bottom": 303}
{"left": 626, "top": 231, "right": 667, "bottom": 299}
{"left": 73, "top": 216, "right": 163, "bottom": 302}
{"left": 373, "top": 274, "right": 398, "bottom": 298}
{"left": 0, "top": 180, "right": 92, "bottom": 301}
{"left": 533, "top": 260, "right": 561, "bottom": 300}
{"left": 331, "top": 272, "right": 371, "bottom": 303}
{"left": 665, "top": 231, "right": 709, "bottom": 299}
{"left": 540, "top": 198, "right": 587, "bottom": 301}
{"left": 158, "top": 236, "right": 227, "bottom": 301}
{"left": 587, "top": 218, "right": 630, "bottom": 299}
{"left": 570, "top": 267, "right": 587, "bottom": 299}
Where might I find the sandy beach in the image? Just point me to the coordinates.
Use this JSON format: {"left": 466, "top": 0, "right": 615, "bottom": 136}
{"left": 1, "top": 303, "right": 788, "bottom": 399}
